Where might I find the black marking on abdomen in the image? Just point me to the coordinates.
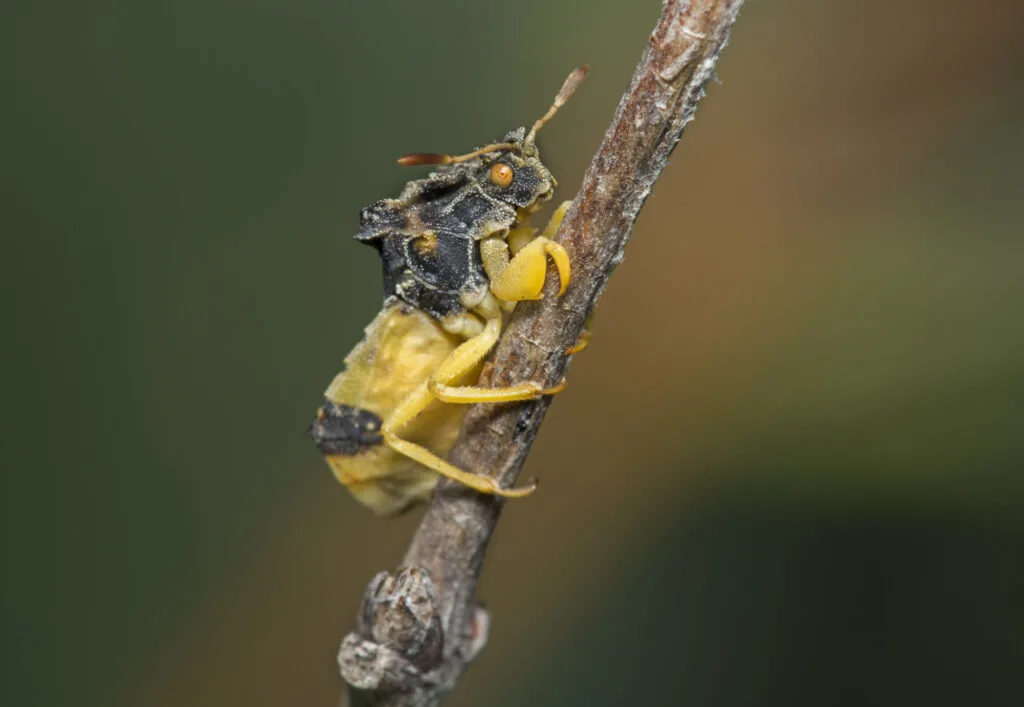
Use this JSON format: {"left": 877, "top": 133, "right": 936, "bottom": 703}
{"left": 308, "top": 400, "right": 384, "bottom": 456}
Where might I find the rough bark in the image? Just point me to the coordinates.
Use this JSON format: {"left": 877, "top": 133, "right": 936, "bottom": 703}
{"left": 339, "top": 2, "right": 745, "bottom": 704}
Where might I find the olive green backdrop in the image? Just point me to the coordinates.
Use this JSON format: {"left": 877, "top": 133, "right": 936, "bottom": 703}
{"left": 4, "top": 1, "right": 1023, "bottom": 706}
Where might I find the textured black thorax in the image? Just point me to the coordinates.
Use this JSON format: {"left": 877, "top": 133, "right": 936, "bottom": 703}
{"left": 352, "top": 128, "right": 554, "bottom": 322}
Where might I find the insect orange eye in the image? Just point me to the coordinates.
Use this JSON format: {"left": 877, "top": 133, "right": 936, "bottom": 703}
{"left": 489, "top": 163, "right": 514, "bottom": 188}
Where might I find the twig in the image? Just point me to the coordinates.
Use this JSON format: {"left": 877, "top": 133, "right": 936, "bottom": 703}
{"left": 338, "top": 1, "right": 745, "bottom": 704}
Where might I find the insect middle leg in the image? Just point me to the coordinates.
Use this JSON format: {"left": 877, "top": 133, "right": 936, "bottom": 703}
{"left": 380, "top": 388, "right": 545, "bottom": 498}
{"left": 428, "top": 312, "right": 566, "bottom": 404}
{"left": 379, "top": 297, "right": 564, "bottom": 498}
{"left": 380, "top": 381, "right": 537, "bottom": 498}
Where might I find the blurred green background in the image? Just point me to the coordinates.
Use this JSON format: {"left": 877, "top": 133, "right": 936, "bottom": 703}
{"left": 4, "top": 1, "right": 1023, "bottom": 705}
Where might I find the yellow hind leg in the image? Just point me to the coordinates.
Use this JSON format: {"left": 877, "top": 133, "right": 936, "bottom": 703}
{"left": 379, "top": 296, "right": 566, "bottom": 498}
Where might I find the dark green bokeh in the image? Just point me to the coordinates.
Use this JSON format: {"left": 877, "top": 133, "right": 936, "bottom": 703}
{"left": 513, "top": 489, "right": 1024, "bottom": 707}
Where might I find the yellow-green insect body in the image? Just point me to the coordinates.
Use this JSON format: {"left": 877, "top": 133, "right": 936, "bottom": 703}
{"left": 308, "top": 67, "right": 588, "bottom": 515}
{"left": 316, "top": 305, "right": 475, "bottom": 515}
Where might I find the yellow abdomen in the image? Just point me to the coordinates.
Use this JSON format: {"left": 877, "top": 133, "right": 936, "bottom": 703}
{"left": 309, "top": 304, "right": 479, "bottom": 515}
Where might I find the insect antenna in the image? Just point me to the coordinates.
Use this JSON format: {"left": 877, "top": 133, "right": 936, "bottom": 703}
{"left": 396, "top": 65, "right": 588, "bottom": 166}
{"left": 525, "top": 65, "right": 589, "bottom": 144}
{"left": 397, "top": 143, "right": 517, "bottom": 166}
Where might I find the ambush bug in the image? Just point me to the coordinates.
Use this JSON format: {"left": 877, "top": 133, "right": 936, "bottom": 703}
{"left": 308, "top": 67, "right": 588, "bottom": 515}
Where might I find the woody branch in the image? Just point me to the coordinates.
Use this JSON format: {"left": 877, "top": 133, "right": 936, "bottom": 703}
{"left": 339, "top": 1, "right": 745, "bottom": 704}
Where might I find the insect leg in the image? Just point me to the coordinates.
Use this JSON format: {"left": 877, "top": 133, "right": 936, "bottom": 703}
{"left": 428, "top": 299, "right": 566, "bottom": 404}
{"left": 537, "top": 200, "right": 572, "bottom": 242}
{"left": 380, "top": 381, "right": 537, "bottom": 498}
{"left": 381, "top": 295, "right": 563, "bottom": 496}
{"left": 486, "top": 201, "right": 572, "bottom": 302}
{"left": 566, "top": 312, "right": 595, "bottom": 355}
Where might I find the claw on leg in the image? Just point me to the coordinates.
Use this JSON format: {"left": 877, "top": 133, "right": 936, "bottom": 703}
{"left": 565, "top": 312, "right": 595, "bottom": 355}
{"left": 566, "top": 330, "right": 591, "bottom": 355}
